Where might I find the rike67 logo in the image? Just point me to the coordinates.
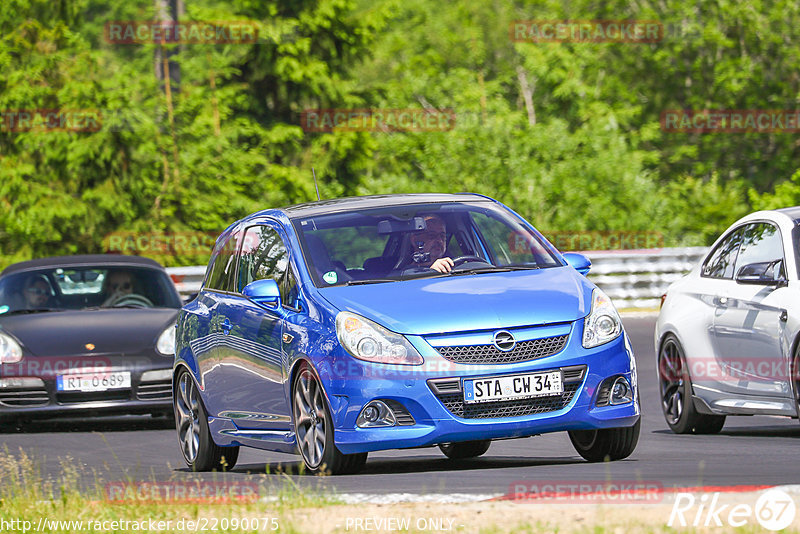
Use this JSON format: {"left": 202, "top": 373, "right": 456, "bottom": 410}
{"left": 668, "top": 489, "right": 796, "bottom": 531}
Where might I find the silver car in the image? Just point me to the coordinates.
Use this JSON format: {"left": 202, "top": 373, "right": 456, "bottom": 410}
{"left": 655, "top": 208, "right": 800, "bottom": 433}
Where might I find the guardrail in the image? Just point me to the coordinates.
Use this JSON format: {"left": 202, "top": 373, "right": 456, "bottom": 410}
{"left": 583, "top": 247, "right": 707, "bottom": 310}
{"left": 165, "top": 246, "right": 709, "bottom": 310}
{"left": 166, "top": 265, "right": 206, "bottom": 297}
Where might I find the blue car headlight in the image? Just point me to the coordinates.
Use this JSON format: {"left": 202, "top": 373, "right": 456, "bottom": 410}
{"left": 582, "top": 288, "right": 622, "bottom": 348}
{"left": 336, "top": 311, "right": 423, "bottom": 365}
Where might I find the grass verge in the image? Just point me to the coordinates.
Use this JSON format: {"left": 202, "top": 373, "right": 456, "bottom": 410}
{"left": 1, "top": 449, "right": 799, "bottom": 533}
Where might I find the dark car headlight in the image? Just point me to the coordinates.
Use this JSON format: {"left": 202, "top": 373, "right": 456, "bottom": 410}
{"left": 0, "top": 332, "right": 22, "bottom": 364}
{"left": 582, "top": 288, "right": 622, "bottom": 348}
{"left": 336, "top": 312, "right": 423, "bottom": 365}
{"left": 156, "top": 324, "right": 176, "bottom": 356}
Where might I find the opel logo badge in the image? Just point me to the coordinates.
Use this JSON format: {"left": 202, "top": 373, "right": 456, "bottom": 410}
{"left": 493, "top": 331, "right": 516, "bottom": 352}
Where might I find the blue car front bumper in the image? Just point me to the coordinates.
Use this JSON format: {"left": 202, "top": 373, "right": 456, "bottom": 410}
{"left": 318, "top": 329, "right": 639, "bottom": 455}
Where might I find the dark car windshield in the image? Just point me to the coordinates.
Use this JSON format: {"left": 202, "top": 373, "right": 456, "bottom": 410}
{"left": 292, "top": 201, "right": 562, "bottom": 287}
{"left": 0, "top": 266, "right": 182, "bottom": 315}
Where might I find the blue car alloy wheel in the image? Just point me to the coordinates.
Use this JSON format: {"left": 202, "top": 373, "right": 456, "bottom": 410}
{"left": 173, "top": 193, "right": 640, "bottom": 474}
{"left": 292, "top": 363, "right": 367, "bottom": 474}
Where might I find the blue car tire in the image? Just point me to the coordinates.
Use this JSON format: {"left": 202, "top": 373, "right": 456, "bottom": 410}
{"left": 438, "top": 440, "right": 491, "bottom": 459}
{"left": 568, "top": 418, "right": 641, "bottom": 462}
{"left": 174, "top": 369, "right": 239, "bottom": 471}
{"left": 293, "top": 363, "right": 367, "bottom": 474}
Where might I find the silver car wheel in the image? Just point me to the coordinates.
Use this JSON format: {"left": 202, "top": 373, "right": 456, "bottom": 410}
{"left": 175, "top": 372, "right": 200, "bottom": 463}
{"left": 659, "top": 338, "right": 684, "bottom": 425}
{"left": 294, "top": 369, "right": 327, "bottom": 469}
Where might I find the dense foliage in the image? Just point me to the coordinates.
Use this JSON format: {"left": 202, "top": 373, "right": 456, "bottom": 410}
{"left": 1, "top": 0, "right": 795, "bottom": 267}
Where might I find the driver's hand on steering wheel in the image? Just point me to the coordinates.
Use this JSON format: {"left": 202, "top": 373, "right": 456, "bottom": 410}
{"left": 430, "top": 257, "right": 454, "bottom": 273}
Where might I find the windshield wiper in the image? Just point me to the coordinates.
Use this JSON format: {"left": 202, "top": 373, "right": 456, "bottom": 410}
{"left": 449, "top": 265, "right": 540, "bottom": 276}
{"left": 345, "top": 279, "right": 398, "bottom": 286}
{"left": 2, "top": 308, "right": 66, "bottom": 315}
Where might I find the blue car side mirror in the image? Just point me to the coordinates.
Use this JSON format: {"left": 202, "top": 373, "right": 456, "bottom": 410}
{"left": 242, "top": 279, "right": 281, "bottom": 306}
{"left": 563, "top": 252, "right": 591, "bottom": 275}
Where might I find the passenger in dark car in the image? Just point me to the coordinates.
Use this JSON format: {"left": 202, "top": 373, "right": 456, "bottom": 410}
{"left": 22, "top": 275, "right": 55, "bottom": 309}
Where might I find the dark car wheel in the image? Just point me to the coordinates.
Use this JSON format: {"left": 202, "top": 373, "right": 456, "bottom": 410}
{"left": 568, "top": 418, "right": 640, "bottom": 462}
{"left": 658, "top": 335, "right": 725, "bottom": 434}
{"left": 174, "top": 369, "right": 239, "bottom": 471}
{"left": 439, "top": 439, "right": 491, "bottom": 459}
{"left": 293, "top": 364, "right": 367, "bottom": 475}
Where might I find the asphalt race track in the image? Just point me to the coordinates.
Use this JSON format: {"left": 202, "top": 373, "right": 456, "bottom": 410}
{"left": 2, "top": 314, "right": 799, "bottom": 497}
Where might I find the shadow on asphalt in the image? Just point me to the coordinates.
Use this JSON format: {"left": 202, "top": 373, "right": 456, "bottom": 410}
{"left": 651, "top": 425, "right": 800, "bottom": 438}
{"left": 719, "top": 425, "right": 800, "bottom": 437}
{"left": 187, "top": 455, "right": 588, "bottom": 477}
{"left": 0, "top": 414, "right": 175, "bottom": 434}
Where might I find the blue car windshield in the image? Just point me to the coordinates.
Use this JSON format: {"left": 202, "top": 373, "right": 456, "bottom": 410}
{"left": 0, "top": 266, "right": 182, "bottom": 315}
{"left": 292, "top": 202, "right": 562, "bottom": 287}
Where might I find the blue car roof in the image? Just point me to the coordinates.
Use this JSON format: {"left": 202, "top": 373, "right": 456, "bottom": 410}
{"left": 277, "top": 193, "right": 495, "bottom": 219}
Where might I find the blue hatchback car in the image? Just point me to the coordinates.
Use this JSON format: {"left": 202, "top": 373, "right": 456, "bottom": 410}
{"left": 173, "top": 194, "right": 640, "bottom": 473}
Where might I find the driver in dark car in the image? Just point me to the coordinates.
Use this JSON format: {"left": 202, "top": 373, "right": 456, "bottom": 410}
{"left": 101, "top": 270, "right": 155, "bottom": 308}
{"left": 102, "top": 270, "right": 134, "bottom": 306}
{"left": 405, "top": 215, "right": 454, "bottom": 273}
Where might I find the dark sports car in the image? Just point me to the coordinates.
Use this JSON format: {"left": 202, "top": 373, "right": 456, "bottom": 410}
{"left": 0, "top": 255, "right": 182, "bottom": 423}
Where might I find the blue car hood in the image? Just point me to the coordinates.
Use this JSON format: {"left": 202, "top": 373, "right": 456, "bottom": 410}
{"left": 318, "top": 267, "right": 593, "bottom": 335}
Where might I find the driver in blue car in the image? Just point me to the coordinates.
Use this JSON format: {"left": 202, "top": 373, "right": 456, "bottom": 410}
{"left": 406, "top": 215, "right": 454, "bottom": 273}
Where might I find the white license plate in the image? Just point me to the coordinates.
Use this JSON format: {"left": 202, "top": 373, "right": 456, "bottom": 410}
{"left": 463, "top": 371, "right": 563, "bottom": 404}
{"left": 56, "top": 372, "right": 131, "bottom": 392}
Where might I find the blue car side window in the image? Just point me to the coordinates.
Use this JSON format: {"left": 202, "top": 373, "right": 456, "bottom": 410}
{"left": 237, "top": 224, "right": 306, "bottom": 309}
{"left": 206, "top": 229, "right": 243, "bottom": 292}
{"left": 238, "top": 225, "right": 289, "bottom": 292}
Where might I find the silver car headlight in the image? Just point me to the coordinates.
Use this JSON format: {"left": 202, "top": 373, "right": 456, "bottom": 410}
{"left": 156, "top": 324, "right": 176, "bottom": 356}
{"left": 582, "top": 288, "right": 622, "bottom": 348}
{"left": 0, "top": 332, "right": 23, "bottom": 364}
{"left": 336, "top": 311, "right": 423, "bottom": 365}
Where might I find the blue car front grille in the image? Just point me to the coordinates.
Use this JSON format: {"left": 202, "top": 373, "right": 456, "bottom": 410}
{"left": 428, "top": 365, "right": 585, "bottom": 419}
{"left": 434, "top": 334, "right": 569, "bottom": 364}
{"left": 434, "top": 383, "right": 580, "bottom": 419}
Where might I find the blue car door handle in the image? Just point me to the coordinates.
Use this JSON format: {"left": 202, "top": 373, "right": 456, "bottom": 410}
{"left": 221, "top": 319, "right": 232, "bottom": 335}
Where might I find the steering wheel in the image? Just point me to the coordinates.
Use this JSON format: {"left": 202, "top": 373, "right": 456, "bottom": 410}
{"left": 110, "top": 293, "right": 154, "bottom": 308}
{"left": 451, "top": 255, "right": 489, "bottom": 267}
